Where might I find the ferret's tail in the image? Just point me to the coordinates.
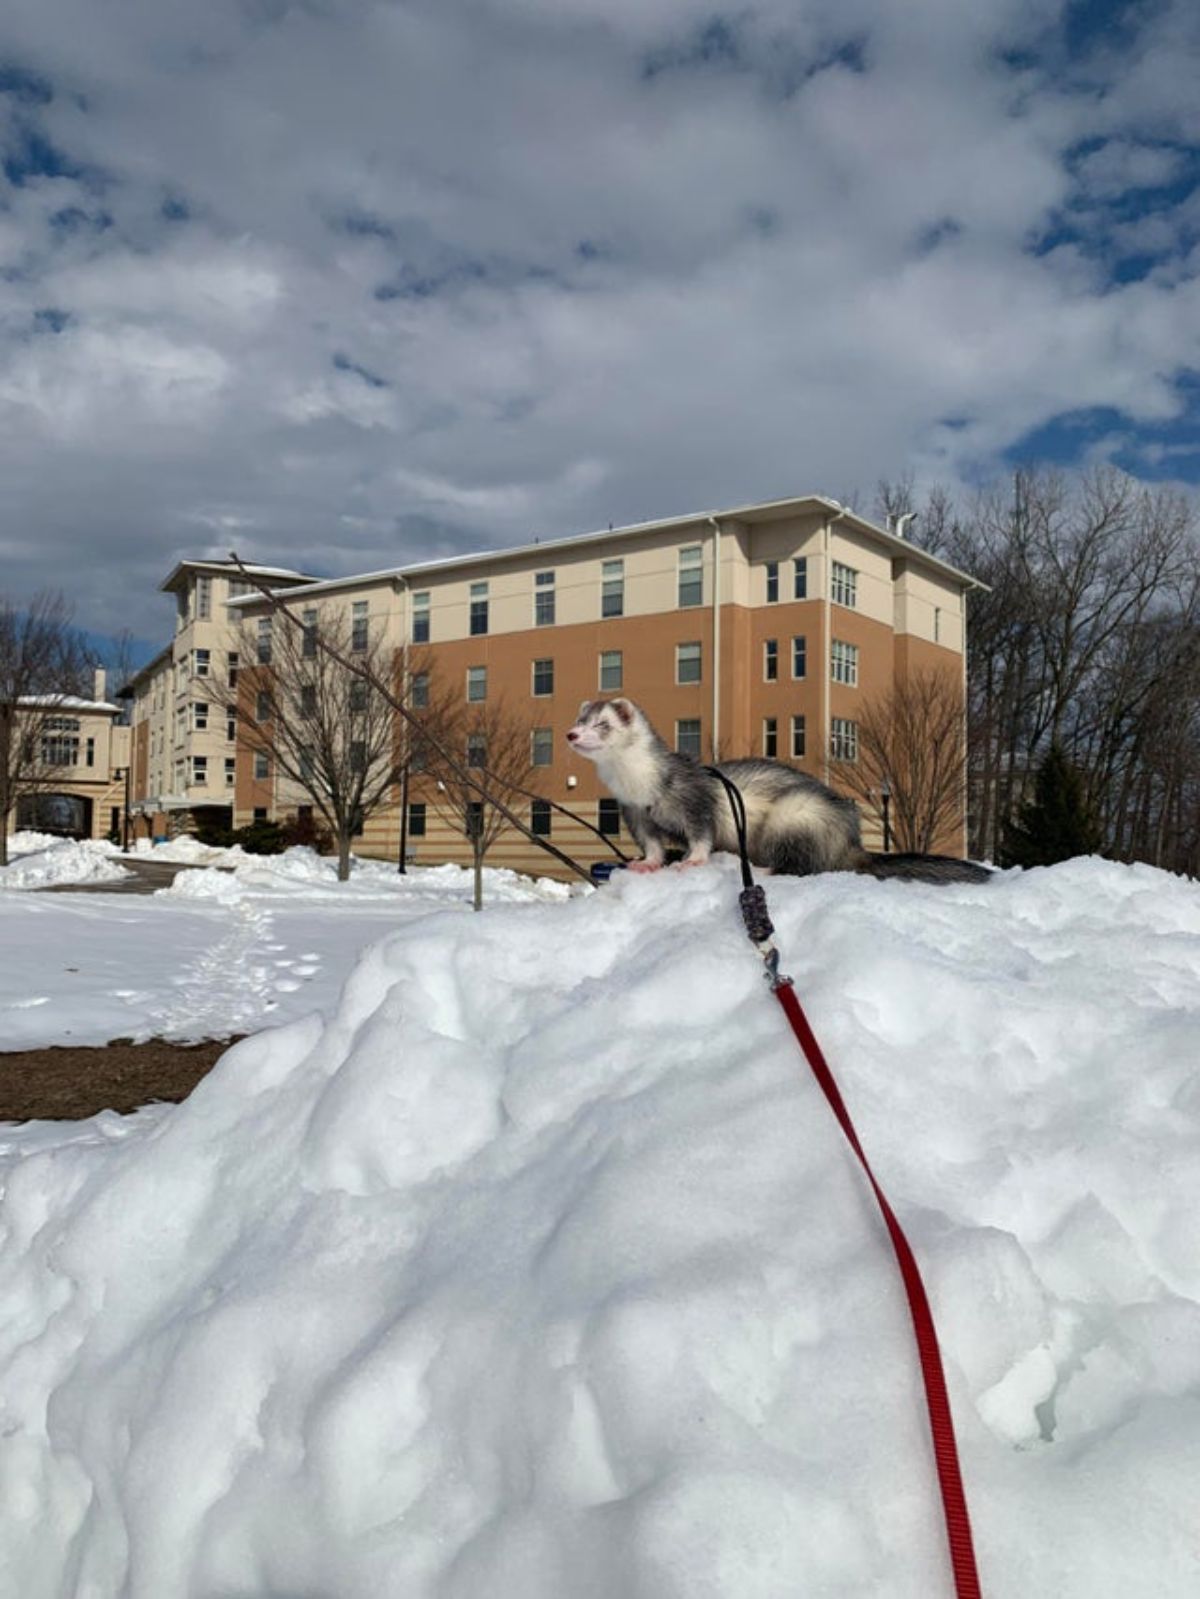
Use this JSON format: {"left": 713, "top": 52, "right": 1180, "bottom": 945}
{"left": 857, "top": 852, "right": 993, "bottom": 884}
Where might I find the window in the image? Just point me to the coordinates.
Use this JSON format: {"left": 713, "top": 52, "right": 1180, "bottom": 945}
{"left": 831, "top": 561, "right": 858, "bottom": 608}
{"left": 412, "top": 591, "right": 430, "bottom": 644}
{"left": 764, "top": 639, "right": 778, "bottom": 681}
{"left": 226, "top": 716, "right": 236, "bottom": 742}
{"left": 408, "top": 801, "right": 426, "bottom": 837}
{"left": 531, "top": 798, "right": 551, "bottom": 837}
{"left": 531, "top": 727, "right": 553, "bottom": 767}
{"left": 792, "top": 636, "right": 807, "bottom": 678}
{"left": 192, "top": 701, "right": 209, "bottom": 731}
{"left": 41, "top": 725, "right": 79, "bottom": 766}
{"left": 194, "top": 648, "right": 211, "bottom": 677}
{"left": 793, "top": 557, "right": 808, "bottom": 600}
{"left": 831, "top": 717, "right": 858, "bottom": 761}
{"left": 535, "top": 570, "right": 556, "bottom": 627}
{"left": 467, "top": 732, "right": 487, "bottom": 768}
{"left": 470, "top": 581, "right": 489, "bottom": 637}
{"left": 85, "top": 737, "right": 95, "bottom": 768}
{"left": 196, "top": 575, "right": 212, "bottom": 620}
{"left": 255, "top": 690, "right": 271, "bottom": 722}
{"left": 934, "top": 607, "right": 942, "bottom": 644}
{"left": 791, "top": 715, "right": 806, "bottom": 759}
{"left": 228, "top": 651, "right": 239, "bottom": 688}
{"left": 765, "top": 561, "right": 779, "bottom": 603}
{"left": 351, "top": 600, "right": 368, "bottom": 653}
{"left": 253, "top": 807, "right": 268, "bottom": 822}
{"left": 532, "top": 658, "right": 554, "bottom": 697}
{"left": 256, "top": 617, "right": 272, "bottom": 664}
{"left": 831, "top": 640, "right": 859, "bottom": 686}
{"left": 602, "top": 559, "right": 624, "bottom": 618}
{"left": 763, "top": 717, "right": 778, "bottom": 758}
{"left": 465, "top": 801, "right": 483, "bottom": 840}
{"left": 302, "top": 609, "right": 318, "bottom": 659}
{"left": 676, "top": 718, "right": 701, "bottom": 758}
{"left": 410, "top": 671, "right": 429, "bottom": 709}
{"left": 678, "top": 544, "right": 703, "bottom": 607}
{"left": 299, "top": 684, "right": 318, "bottom": 718}
{"left": 254, "top": 752, "right": 270, "bottom": 780}
{"left": 299, "top": 747, "right": 316, "bottom": 782}
{"left": 349, "top": 741, "right": 366, "bottom": 774}
{"left": 349, "top": 679, "right": 368, "bottom": 713}
{"left": 676, "top": 641, "right": 702, "bottom": 684}
{"left": 228, "top": 580, "right": 253, "bottom": 601}
{"left": 225, "top": 757, "right": 236, "bottom": 787}
{"left": 599, "top": 650, "right": 623, "bottom": 691}
{"left": 598, "top": 797, "right": 621, "bottom": 836}
{"left": 467, "top": 665, "right": 487, "bottom": 703}
{"left": 192, "top": 755, "right": 208, "bottom": 785}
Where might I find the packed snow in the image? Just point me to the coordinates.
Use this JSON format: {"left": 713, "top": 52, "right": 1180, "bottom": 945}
{"left": 1, "top": 857, "right": 1199, "bottom": 1597}
{"left": 0, "top": 833, "right": 132, "bottom": 891}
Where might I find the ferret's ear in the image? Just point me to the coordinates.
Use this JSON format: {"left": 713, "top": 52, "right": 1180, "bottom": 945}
{"left": 577, "top": 699, "right": 593, "bottom": 719}
{"left": 611, "top": 698, "right": 635, "bottom": 726}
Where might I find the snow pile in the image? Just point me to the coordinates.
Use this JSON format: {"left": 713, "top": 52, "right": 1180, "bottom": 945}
{"left": 1, "top": 858, "right": 1199, "bottom": 1597}
{"left": 166, "top": 845, "right": 574, "bottom": 905}
{"left": 0, "top": 836, "right": 131, "bottom": 890}
{"left": 133, "top": 835, "right": 254, "bottom": 867}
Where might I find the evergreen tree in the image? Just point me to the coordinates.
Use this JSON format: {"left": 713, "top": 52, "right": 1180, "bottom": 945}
{"left": 1001, "top": 743, "right": 1103, "bottom": 867}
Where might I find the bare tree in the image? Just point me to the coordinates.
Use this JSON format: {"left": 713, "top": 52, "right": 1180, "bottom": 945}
{"left": 832, "top": 667, "right": 969, "bottom": 855}
{"left": 0, "top": 591, "right": 95, "bottom": 866}
{"left": 423, "top": 693, "right": 539, "bottom": 910}
{"left": 213, "top": 608, "right": 402, "bottom": 880}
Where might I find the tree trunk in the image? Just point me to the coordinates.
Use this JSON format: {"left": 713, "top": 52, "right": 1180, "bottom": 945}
{"left": 473, "top": 845, "right": 483, "bottom": 912}
{"left": 337, "top": 832, "right": 352, "bottom": 881}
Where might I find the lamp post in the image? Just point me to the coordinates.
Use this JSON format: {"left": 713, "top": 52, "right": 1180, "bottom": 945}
{"left": 880, "top": 775, "right": 892, "bottom": 853}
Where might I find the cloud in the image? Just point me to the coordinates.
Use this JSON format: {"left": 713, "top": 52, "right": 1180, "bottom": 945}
{"left": 0, "top": 0, "right": 1196, "bottom": 634}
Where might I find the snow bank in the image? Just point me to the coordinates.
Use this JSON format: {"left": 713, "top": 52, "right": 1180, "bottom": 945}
{"left": 0, "top": 836, "right": 131, "bottom": 890}
{"left": 1, "top": 858, "right": 1198, "bottom": 1597}
{"left": 166, "top": 846, "right": 574, "bottom": 905}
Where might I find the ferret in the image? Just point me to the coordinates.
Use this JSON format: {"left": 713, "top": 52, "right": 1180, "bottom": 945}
{"left": 566, "top": 697, "right": 991, "bottom": 884}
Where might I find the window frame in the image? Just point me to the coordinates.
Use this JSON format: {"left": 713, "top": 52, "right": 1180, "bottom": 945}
{"left": 678, "top": 544, "right": 703, "bottom": 608}
{"left": 675, "top": 718, "right": 702, "bottom": 759}
{"left": 531, "top": 657, "right": 554, "bottom": 697}
{"left": 675, "top": 640, "right": 702, "bottom": 685}
{"left": 831, "top": 561, "right": 858, "bottom": 609}
{"left": 599, "top": 649, "right": 623, "bottom": 691}
{"left": 601, "top": 558, "right": 624, "bottom": 619}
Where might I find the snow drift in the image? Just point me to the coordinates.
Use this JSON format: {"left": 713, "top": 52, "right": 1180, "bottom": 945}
{"left": 1, "top": 858, "right": 1198, "bottom": 1597}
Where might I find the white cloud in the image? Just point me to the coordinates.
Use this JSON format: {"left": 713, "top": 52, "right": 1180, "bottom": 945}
{"left": 0, "top": 0, "right": 1196, "bottom": 634}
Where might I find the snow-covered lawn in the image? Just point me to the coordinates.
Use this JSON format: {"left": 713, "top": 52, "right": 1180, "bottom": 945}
{"left": 1, "top": 856, "right": 1199, "bottom": 1597}
{"left": 0, "top": 847, "right": 572, "bottom": 1047}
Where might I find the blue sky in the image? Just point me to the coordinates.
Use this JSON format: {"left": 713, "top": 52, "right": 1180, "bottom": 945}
{"left": 0, "top": 0, "right": 1197, "bottom": 644}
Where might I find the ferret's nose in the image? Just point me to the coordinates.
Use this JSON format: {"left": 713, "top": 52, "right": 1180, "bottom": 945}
{"left": 566, "top": 728, "right": 580, "bottom": 743}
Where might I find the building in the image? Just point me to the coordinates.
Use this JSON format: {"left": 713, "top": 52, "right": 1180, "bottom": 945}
{"left": 228, "top": 494, "right": 982, "bottom": 876}
{"left": 7, "top": 671, "right": 131, "bottom": 842}
{"left": 123, "top": 559, "right": 315, "bottom": 838}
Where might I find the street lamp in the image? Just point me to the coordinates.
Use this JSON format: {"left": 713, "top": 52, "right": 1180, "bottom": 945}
{"left": 879, "top": 775, "right": 892, "bottom": 854}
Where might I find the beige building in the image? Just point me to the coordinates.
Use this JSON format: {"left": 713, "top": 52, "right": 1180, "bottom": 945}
{"left": 123, "top": 560, "right": 314, "bottom": 837}
{"left": 229, "top": 494, "right": 981, "bottom": 876}
{"left": 7, "top": 672, "right": 131, "bottom": 843}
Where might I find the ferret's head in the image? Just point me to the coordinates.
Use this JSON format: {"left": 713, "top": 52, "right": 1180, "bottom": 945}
{"left": 565, "top": 698, "right": 646, "bottom": 762}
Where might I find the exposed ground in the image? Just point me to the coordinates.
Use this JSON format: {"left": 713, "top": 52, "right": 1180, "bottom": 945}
{"left": 0, "top": 1037, "right": 240, "bottom": 1122}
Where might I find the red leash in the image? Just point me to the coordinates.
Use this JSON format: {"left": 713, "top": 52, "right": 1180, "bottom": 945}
{"left": 702, "top": 768, "right": 983, "bottom": 1598}
{"left": 773, "top": 980, "right": 983, "bottom": 1599}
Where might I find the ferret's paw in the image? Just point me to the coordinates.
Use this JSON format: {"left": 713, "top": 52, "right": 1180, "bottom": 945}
{"left": 675, "top": 856, "right": 710, "bottom": 870}
{"left": 626, "top": 859, "right": 663, "bottom": 874}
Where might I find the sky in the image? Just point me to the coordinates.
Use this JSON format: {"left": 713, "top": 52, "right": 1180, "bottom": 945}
{"left": 1, "top": 0, "right": 1198, "bottom": 647}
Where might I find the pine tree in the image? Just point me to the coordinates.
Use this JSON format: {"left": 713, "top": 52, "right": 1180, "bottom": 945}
{"left": 1000, "top": 743, "right": 1103, "bottom": 867}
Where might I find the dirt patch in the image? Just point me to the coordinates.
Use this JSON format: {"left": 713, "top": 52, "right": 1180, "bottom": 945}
{"left": 0, "top": 1037, "right": 244, "bottom": 1123}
